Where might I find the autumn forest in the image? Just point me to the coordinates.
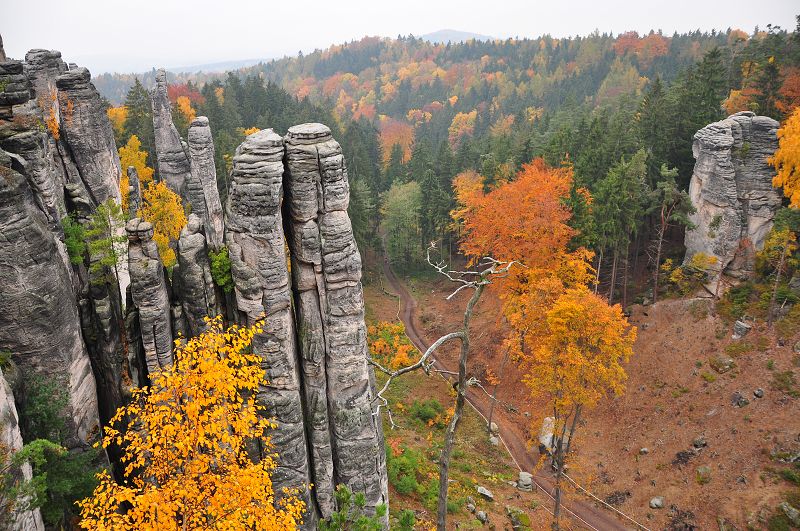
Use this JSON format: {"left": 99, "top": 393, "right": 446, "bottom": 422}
{"left": 1, "top": 6, "right": 800, "bottom": 531}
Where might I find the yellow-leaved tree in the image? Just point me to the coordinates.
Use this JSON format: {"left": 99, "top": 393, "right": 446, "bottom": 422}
{"left": 138, "top": 180, "right": 187, "bottom": 267}
{"left": 106, "top": 106, "right": 128, "bottom": 145}
{"left": 79, "top": 317, "right": 304, "bottom": 530}
{"left": 771, "top": 106, "right": 800, "bottom": 206}
{"left": 118, "top": 134, "right": 155, "bottom": 212}
{"left": 526, "top": 286, "right": 636, "bottom": 529}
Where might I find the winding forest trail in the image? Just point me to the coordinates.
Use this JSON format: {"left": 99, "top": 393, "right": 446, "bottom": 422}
{"left": 380, "top": 253, "right": 632, "bottom": 531}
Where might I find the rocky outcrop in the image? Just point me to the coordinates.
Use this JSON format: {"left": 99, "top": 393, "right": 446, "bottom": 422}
{"left": 684, "top": 111, "right": 782, "bottom": 289}
{"left": 151, "top": 69, "right": 191, "bottom": 198}
{"left": 127, "top": 165, "right": 142, "bottom": 218}
{"left": 0, "top": 145, "right": 99, "bottom": 445}
{"left": 0, "top": 367, "right": 44, "bottom": 531}
{"left": 284, "top": 123, "right": 388, "bottom": 521}
{"left": 187, "top": 116, "right": 224, "bottom": 251}
{"left": 0, "top": 61, "right": 30, "bottom": 112}
{"left": 176, "top": 214, "right": 220, "bottom": 337}
{"left": 225, "top": 129, "right": 316, "bottom": 527}
{"left": 127, "top": 218, "right": 173, "bottom": 374}
{"left": 55, "top": 67, "right": 122, "bottom": 206}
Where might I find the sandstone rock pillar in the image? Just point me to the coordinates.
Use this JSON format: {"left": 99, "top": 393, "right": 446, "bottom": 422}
{"left": 284, "top": 123, "right": 388, "bottom": 520}
{"left": 55, "top": 67, "right": 121, "bottom": 206}
{"left": 684, "top": 111, "right": 782, "bottom": 290}
{"left": 176, "top": 214, "right": 220, "bottom": 337}
{"left": 126, "top": 218, "right": 173, "bottom": 374}
{"left": 151, "top": 69, "right": 191, "bottom": 198}
{"left": 225, "top": 130, "right": 316, "bottom": 528}
{"left": 187, "top": 116, "right": 224, "bottom": 251}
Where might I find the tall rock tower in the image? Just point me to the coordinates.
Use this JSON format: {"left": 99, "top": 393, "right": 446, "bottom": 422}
{"left": 684, "top": 111, "right": 782, "bottom": 291}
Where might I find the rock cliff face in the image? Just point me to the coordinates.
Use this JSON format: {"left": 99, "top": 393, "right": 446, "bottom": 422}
{"left": 187, "top": 116, "right": 225, "bottom": 251}
{"left": 284, "top": 124, "right": 388, "bottom": 520}
{"left": 225, "top": 130, "right": 317, "bottom": 527}
{"left": 0, "top": 144, "right": 100, "bottom": 444}
{"left": 684, "top": 111, "right": 782, "bottom": 289}
{"left": 176, "top": 214, "right": 220, "bottom": 337}
{"left": 55, "top": 68, "right": 122, "bottom": 205}
{"left": 126, "top": 218, "right": 174, "bottom": 374}
{"left": 151, "top": 69, "right": 191, "bottom": 198}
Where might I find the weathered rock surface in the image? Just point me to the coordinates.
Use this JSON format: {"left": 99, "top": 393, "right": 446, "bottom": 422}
{"left": 0, "top": 367, "right": 44, "bottom": 531}
{"left": 0, "top": 146, "right": 100, "bottom": 444}
{"left": 55, "top": 67, "right": 121, "bottom": 206}
{"left": 187, "top": 116, "right": 224, "bottom": 250}
{"left": 225, "top": 129, "right": 316, "bottom": 527}
{"left": 284, "top": 123, "right": 388, "bottom": 521}
{"left": 127, "top": 218, "right": 173, "bottom": 374}
{"left": 0, "top": 61, "right": 30, "bottom": 110}
{"left": 684, "top": 111, "right": 781, "bottom": 289}
{"left": 127, "top": 165, "right": 142, "bottom": 218}
{"left": 176, "top": 214, "right": 220, "bottom": 337}
{"left": 151, "top": 69, "right": 191, "bottom": 198}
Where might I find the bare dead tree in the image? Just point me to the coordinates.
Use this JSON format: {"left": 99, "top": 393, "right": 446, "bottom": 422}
{"left": 370, "top": 244, "right": 516, "bottom": 531}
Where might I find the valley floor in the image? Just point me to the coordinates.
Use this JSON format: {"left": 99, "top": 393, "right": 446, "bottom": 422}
{"left": 372, "top": 258, "right": 800, "bottom": 530}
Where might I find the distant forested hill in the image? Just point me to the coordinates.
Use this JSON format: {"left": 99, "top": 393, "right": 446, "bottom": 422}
{"left": 105, "top": 21, "right": 800, "bottom": 289}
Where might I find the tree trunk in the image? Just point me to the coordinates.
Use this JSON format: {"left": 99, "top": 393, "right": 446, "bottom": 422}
{"left": 622, "top": 241, "right": 630, "bottom": 308}
{"left": 487, "top": 345, "right": 511, "bottom": 434}
{"left": 437, "top": 283, "right": 485, "bottom": 530}
{"left": 653, "top": 223, "right": 665, "bottom": 304}
{"left": 768, "top": 243, "right": 788, "bottom": 326}
{"left": 594, "top": 248, "right": 603, "bottom": 294}
{"left": 608, "top": 250, "right": 618, "bottom": 304}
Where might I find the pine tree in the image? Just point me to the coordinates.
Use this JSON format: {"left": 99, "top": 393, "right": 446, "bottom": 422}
{"left": 122, "top": 78, "right": 155, "bottom": 167}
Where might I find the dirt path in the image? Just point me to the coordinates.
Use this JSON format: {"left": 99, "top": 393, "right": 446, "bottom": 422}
{"left": 380, "top": 254, "right": 633, "bottom": 531}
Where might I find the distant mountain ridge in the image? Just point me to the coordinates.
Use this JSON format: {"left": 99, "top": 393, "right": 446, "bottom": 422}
{"left": 165, "top": 57, "right": 271, "bottom": 74}
{"left": 419, "top": 29, "right": 494, "bottom": 43}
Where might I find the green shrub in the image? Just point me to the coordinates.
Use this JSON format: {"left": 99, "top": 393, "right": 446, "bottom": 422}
{"left": 409, "top": 399, "right": 445, "bottom": 426}
{"left": 396, "top": 509, "right": 416, "bottom": 530}
{"left": 60, "top": 214, "right": 86, "bottom": 265}
{"left": 776, "top": 304, "right": 800, "bottom": 341}
{"left": 772, "top": 370, "right": 799, "bottom": 398}
{"left": 779, "top": 468, "right": 800, "bottom": 485}
{"left": 209, "top": 246, "right": 235, "bottom": 294}
{"left": 725, "top": 342, "right": 753, "bottom": 357}
{"left": 717, "top": 282, "right": 755, "bottom": 322}
{"left": 700, "top": 372, "right": 717, "bottom": 383}
{"left": 35, "top": 445, "right": 103, "bottom": 527}
{"left": 767, "top": 512, "right": 792, "bottom": 531}
{"left": 320, "top": 484, "right": 387, "bottom": 530}
{"left": 19, "top": 375, "right": 69, "bottom": 443}
{"left": 16, "top": 374, "right": 103, "bottom": 527}
{"left": 387, "top": 446, "right": 422, "bottom": 495}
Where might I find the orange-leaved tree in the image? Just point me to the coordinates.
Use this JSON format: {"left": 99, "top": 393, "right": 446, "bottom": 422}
{"left": 79, "top": 317, "right": 304, "bottom": 530}
{"left": 526, "top": 286, "right": 636, "bottom": 529}
{"left": 138, "top": 180, "right": 187, "bottom": 267}
{"left": 771, "top": 106, "right": 800, "bottom": 207}
{"left": 118, "top": 134, "right": 155, "bottom": 212}
{"left": 454, "top": 159, "right": 595, "bottom": 359}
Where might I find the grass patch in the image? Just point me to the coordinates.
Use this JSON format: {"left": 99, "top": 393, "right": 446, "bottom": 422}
{"left": 771, "top": 370, "right": 799, "bottom": 398}
{"left": 700, "top": 372, "right": 717, "bottom": 383}
{"left": 725, "top": 342, "right": 753, "bottom": 357}
{"left": 776, "top": 304, "right": 800, "bottom": 341}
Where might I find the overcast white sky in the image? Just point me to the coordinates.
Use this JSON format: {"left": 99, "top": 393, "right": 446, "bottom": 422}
{"left": 2, "top": 0, "right": 797, "bottom": 74}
